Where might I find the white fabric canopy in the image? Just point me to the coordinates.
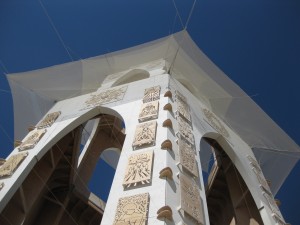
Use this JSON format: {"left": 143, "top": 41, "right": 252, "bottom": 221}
{"left": 7, "top": 30, "right": 300, "bottom": 194}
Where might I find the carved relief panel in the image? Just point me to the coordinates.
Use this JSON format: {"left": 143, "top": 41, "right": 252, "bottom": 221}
{"left": 180, "top": 173, "right": 204, "bottom": 224}
{"left": 123, "top": 151, "right": 153, "bottom": 188}
{"left": 37, "top": 111, "right": 61, "bottom": 129}
{"left": 202, "top": 108, "right": 229, "bottom": 138}
{"left": 175, "top": 90, "right": 187, "bottom": 102}
{"left": 113, "top": 193, "right": 149, "bottom": 225}
{"left": 84, "top": 86, "right": 127, "bottom": 109}
{"left": 143, "top": 86, "right": 161, "bottom": 103}
{"left": 0, "top": 152, "right": 28, "bottom": 179}
{"left": 178, "top": 117, "right": 195, "bottom": 145}
{"left": 18, "top": 129, "right": 47, "bottom": 151}
{"left": 176, "top": 98, "right": 191, "bottom": 122}
{"left": 138, "top": 101, "right": 159, "bottom": 122}
{"left": 178, "top": 138, "right": 198, "bottom": 177}
{"left": 132, "top": 121, "right": 157, "bottom": 148}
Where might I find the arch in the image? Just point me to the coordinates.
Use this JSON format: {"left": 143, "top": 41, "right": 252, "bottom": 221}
{"left": 112, "top": 69, "right": 150, "bottom": 87}
{"left": 199, "top": 133, "right": 264, "bottom": 225}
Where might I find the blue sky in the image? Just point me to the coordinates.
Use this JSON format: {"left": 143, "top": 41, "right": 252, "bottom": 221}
{"left": 0, "top": 0, "right": 299, "bottom": 223}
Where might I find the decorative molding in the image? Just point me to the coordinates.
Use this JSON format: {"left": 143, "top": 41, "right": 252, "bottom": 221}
{"left": 0, "top": 152, "right": 28, "bottom": 179}
{"left": 177, "top": 117, "right": 194, "bottom": 145}
{"left": 84, "top": 86, "right": 127, "bottom": 109}
{"left": 143, "top": 86, "right": 161, "bottom": 103}
{"left": 163, "top": 103, "right": 172, "bottom": 112}
{"left": 0, "top": 182, "right": 4, "bottom": 191}
{"left": 176, "top": 98, "right": 191, "bottom": 122}
{"left": 123, "top": 151, "right": 153, "bottom": 188}
{"left": 178, "top": 138, "right": 198, "bottom": 177}
{"left": 138, "top": 101, "right": 159, "bottom": 122}
{"left": 162, "top": 119, "right": 173, "bottom": 129}
{"left": 132, "top": 121, "right": 157, "bottom": 148}
{"left": 113, "top": 193, "right": 149, "bottom": 225}
{"left": 18, "top": 129, "right": 47, "bottom": 151}
{"left": 37, "top": 111, "right": 61, "bottom": 129}
{"left": 161, "top": 140, "right": 172, "bottom": 151}
{"left": 180, "top": 173, "right": 204, "bottom": 224}
{"left": 164, "top": 90, "right": 172, "bottom": 98}
{"left": 157, "top": 205, "right": 173, "bottom": 220}
{"left": 159, "top": 167, "right": 173, "bottom": 180}
{"left": 202, "top": 108, "right": 229, "bottom": 138}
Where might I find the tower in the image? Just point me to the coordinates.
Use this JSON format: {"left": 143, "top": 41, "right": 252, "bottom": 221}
{"left": 0, "top": 31, "right": 298, "bottom": 224}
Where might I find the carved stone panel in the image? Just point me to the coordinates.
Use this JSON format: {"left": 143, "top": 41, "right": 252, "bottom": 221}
{"left": 113, "top": 193, "right": 149, "bottom": 225}
{"left": 123, "top": 151, "right": 153, "bottom": 188}
{"left": 177, "top": 98, "right": 191, "bottom": 122}
{"left": 132, "top": 121, "right": 157, "bottom": 148}
{"left": 175, "top": 90, "right": 187, "bottom": 102}
{"left": 202, "top": 108, "right": 229, "bottom": 138}
{"left": 179, "top": 138, "right": 198, "bottom": 177}
{"left": 263, "top": 192, "right": 281, "bottom": 216}
{"left": 84, "top": 86, "right": 127, "bottom": 109}
{"left": 37, "top": 111, "right": 61, "bottom": 129}
{"left": 252, "top": 166, "right": 271, "bottom": 194}
{"left": 143, "top": 86, "right": 161, "bottom": 103}
{"left": 138, "top": 101, "right": 159, "bottom": 122}
{"left": 18, "top": 129, "right": 47, "bottom": 151}
{"left": 0, "top": 152, "right": 28, "bottom": 179}
{"left": 247, "top": 155, "right": 262, "bottom": 172}
{"left": 178, "top": 117, "right": 194, "bottom": 145}
{"left": 0, "top": 182, "right": 4, "bottom": 191}
{"left": 180, "top": 173, "right": 204, "bottom": 224}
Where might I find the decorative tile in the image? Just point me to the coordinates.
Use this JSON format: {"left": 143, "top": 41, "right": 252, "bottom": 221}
{"left": 179, "top": 138, "right": 198, "bottom": 177}
{"left": 123, "top": 151, "right": 153, "bottom": 188}
{"left": 180, "top": 173, "right": 204, "bottom": 224}
{"left": 177, "top": 98, "right": 191, "bottom": 122}
{"left": 202, "top": 108, "right": 229, "bottom": 138}
{"left": 84, "top": 86, "right": 127, "bottom": 109}
{"left": 113, "top": 193, "right": 149, "bottom": 225}
{"left": 37, "top": 111, "right": 61, "bottom": 129}
{"left": 18, "top": 129, "right": 47, "bottom": 151}
{"left": 132, "top": 121, "right": 157, "bottom": 148}
{"left": 0, "top": 152, "right": 28, "bottom": 179}
{"left": 143, "top": 86, "right": 160, "bottom": 103}
{"left": 138, "top": 101, "right": 159, "bottom": 122}
{"left": 178, "top": 117, "right": 194, "bottom": 145}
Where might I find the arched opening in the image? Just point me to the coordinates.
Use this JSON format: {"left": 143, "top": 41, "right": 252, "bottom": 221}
{"left": 200, "top": 137, "right": 264, "bottom": 225}
{"left": 112, "top": 69, "right": 150, "bottom": 87}
{"left": 0, "top": 112, "right": 126, "bottom": 225}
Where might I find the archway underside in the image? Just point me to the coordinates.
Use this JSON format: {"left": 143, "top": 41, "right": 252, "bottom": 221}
{"left": 0, "top": 114, "right": 125, "bottom": 225}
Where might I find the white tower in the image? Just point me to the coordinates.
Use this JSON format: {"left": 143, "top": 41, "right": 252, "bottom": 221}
{"left": 0, "top": 31, "right": 298, "bottom": 225}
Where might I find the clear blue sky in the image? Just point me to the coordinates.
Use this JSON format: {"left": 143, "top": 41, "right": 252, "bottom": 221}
{"left": 0, "top": 0, "right": 299, "bottom": 224}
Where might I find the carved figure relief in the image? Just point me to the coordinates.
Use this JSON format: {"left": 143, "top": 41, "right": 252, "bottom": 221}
{"left": 18, "top": 129, "right": 47, "bottom": 151}
{"left": 138, "top": 101, "right": 159, "bottom": 122}
{"left": 84, "top": 86, "right": 127, "bottom": 109}
{"left": 143, "top": 86, "right": 161, "bottom": 103}
{"left": 202, "top": 108, "right": 229, "bottom": 138}
{"left": 0, "top": 152, "right": 28, "bottom": 179}
{"left": 123, "top": 151, "right": 153, "bottom": 188}
{"left": 132, "top": 121, "right": 157, "bottom": 148}
{"left": 180, "top": 173, "right": 204, "bottom": 224}
{"left": 175, "top": 90, "right": 187, "bottom": 102}
{"left": 113, "top": 193, "right": 149, "bottom": 225}
{"left": 177, "top": 98, "right": 191, "bottom": 122}
{"left": 0, "top": 182, "right": 4, "bottom": 191}
{"left": 179, "top": 138, "right": 198, "bottom": 177}
{"left": 178, "top": 117, "right": 195, "bottom": 145}
{"left": 37, "top": 111, "right": 61, "bottom": 129}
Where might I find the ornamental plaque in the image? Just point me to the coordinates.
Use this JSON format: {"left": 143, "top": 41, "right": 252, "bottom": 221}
{"left": 175, "top": 90, "right": 187, "bottom": 102}
{"left": 84, "top": 86, "right": 127, "bottom": 109}
{"left": 0, "top": 152, "right": 28, "bottom": 179}
{"left": 123, "top": 151, "right": 153, "bottom": 188}
{"left": 202, "top": 108, "right": 229, "bottom": 138}
{"left": 138, "top": 101, "right": 159, "bottom": 122}
{"left": 179, "top": 138, "right": 198, "bottom": 177}
{"left": 132, "top": 121, "right": 157, "bottom": 148}
{"left": 113, "top": 193, "right": 149, "bottom": 225}
{"left": 143, "top": 86, "right": 160, "bottom": 103}
{"left": 177, "top": 98, "right": 191, "bottom": 122}
{"left": 18, "top": 129, "right": 47, "bottom": 151}
{"left": 180, "top": 173, "right": 204, "bottom": 224}
{"left": 37, "top": 111, "right": 61, "bottom": 129}
{"left": 178, "top": 117, "right": 194, "bottom": 145}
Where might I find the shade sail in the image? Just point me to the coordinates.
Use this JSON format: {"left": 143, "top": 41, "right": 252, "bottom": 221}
{"left": 7, "top": 30, "right": 299, "bottom": 194}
